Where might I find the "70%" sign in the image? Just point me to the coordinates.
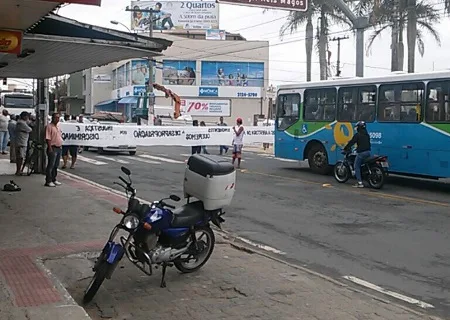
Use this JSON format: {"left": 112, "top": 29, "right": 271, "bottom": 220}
{"left": 181, "top": 99, "right": 231, "bottom": 116}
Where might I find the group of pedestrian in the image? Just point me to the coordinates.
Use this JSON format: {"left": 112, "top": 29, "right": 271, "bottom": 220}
{"left": 0, "top": 109, "right": 36, "bottom": 176}
{"left": 191, "top": 116, "right": 245, "bottom": 169}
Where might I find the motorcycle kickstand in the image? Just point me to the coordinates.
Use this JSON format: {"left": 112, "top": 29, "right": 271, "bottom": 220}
{"left": 160, "top": 262, "right": 174, "bottom": 288}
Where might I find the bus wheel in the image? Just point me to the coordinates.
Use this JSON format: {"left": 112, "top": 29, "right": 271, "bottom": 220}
{"left": 307, "top": 143, "right": 330, "bottom": 175}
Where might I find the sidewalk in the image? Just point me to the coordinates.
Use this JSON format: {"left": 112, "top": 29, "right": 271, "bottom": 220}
{"left": 0, "top": 156, "right": 440, "bottom": 320}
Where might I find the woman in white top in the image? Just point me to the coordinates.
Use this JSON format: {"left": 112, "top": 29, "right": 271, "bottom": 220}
{"left": 232, "top": 117, "right": 245, "bottom": 168}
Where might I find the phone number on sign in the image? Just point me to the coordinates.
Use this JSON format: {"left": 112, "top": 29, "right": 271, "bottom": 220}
{"left": 237, "top": 92, "right": 258, "bottom": 98}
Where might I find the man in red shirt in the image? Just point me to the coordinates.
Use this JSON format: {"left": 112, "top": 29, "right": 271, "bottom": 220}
{"left": 45, "top": 113, "right": 63, "bottom": 187}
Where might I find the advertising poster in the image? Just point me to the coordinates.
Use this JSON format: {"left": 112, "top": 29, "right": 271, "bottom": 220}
{"left": 181, "top": 99, "right": 231, "bottom": 116}
{"left": 131, "top": 60, "right": 156, "bottom": 86}
{"left": 162, "top": 60, "right": 196, "bottom": 85}
{"left": 205, "top": 29, "right": 226, "bottom": 40}
{"left": 0, "top": 30, "right": 22, "bottom": 54}
{"left": 130, "top": 0, "right": 219, "bottom": 31}
{"left": 201, "top": 61, "right": 264, "bottom": 87}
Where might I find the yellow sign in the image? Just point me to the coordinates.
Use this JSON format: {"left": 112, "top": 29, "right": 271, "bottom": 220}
{"left": 0, "top": 30, "right": 22, "bottom": 54}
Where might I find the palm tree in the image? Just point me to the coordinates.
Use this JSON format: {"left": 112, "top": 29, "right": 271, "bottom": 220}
{"left": 280, "top": 0, "right": 350, "bottom": 81}
{"left": 364, "top": 0, "right": 441, "bottom": 72}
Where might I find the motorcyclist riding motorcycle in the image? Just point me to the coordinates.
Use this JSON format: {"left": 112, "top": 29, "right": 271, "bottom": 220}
{"left": 344, "top": 121, "right": 371, "bottom": 188}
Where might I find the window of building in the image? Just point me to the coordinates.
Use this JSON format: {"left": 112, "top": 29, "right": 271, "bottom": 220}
{"left": 276, "top": 93, "right": 300, "bottom": 130}
{"left": 337, "top": 86, "right": 376, "bottom": 122}
{"left": 112, "top": 69, "right": 117, "bottom": 90}
{"left": 303, "top": 88, "right": 336, "bottom": 121}
{"left": 125, "top": 62, "right": 131, "bottom": 86}
{"left": 82, "top": 75, "right": 87, "bottom": 91}
{"left": 378, "top": 82, "right": 424, "bottom": 122}
{"left": 426, "top": 80, "right": 450, "bottom": 123}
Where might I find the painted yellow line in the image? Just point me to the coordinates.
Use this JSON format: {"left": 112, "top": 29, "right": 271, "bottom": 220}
{"left": 242, "top": 170, "right": 450, "bottom": 208}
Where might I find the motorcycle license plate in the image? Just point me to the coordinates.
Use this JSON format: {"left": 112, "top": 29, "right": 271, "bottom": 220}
{"left": 381, "top": 162, "right": 389, "bottom": 168}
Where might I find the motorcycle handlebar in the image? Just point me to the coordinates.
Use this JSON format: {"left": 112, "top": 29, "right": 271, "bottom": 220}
{"left": 119, "top": 176, "right": 128, "bottom": 186}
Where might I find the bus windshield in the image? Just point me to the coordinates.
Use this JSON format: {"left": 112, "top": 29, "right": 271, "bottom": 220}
{"left": 4, "top": 96, "right": 33, "bottom": 108}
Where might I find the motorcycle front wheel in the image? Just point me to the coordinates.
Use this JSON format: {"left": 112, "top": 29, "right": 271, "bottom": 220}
{"left": 83, "top": 261, "right": 109, "bottom": 304}
{"left": 174, "top": 226, "right": 215, "bottom": 273}
{"left": 367, "top": 165, "right": 385, "bottom": 189}
{"left": 334, "top": 161, "right": 350, "bottom": 183}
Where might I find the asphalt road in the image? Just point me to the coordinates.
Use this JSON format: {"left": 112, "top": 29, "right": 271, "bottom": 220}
{"left": 64, "top": 145, "right": 450, "bottom": 317}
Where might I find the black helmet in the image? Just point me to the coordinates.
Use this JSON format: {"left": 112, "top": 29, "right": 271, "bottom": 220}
{"left": 355, "top": 121, "right": 366, "bottom": 130}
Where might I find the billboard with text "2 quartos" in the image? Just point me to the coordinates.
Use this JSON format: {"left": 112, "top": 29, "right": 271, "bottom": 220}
{"left": 130, "top": 1, "right": 219, "bottom": 31}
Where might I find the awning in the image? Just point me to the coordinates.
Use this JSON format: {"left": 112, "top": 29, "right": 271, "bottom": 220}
{"left": 119, "top": 96, "right": 139, "bottom": 104}
{"left": 95, "top": 99, "right": 117, "bottom": 107}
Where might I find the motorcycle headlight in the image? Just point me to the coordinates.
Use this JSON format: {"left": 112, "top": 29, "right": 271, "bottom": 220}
{"left": 123, "top": 214, "right": 140, "bottom": 230}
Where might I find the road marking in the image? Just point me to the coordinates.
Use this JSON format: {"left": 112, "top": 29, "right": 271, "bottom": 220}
{"left": 96, "top": 155, "right": 130, "bottom": 164}
{"left": 77, "top": 155, "right": 107, "bottom": 166}
{"left": 342, "top": 276, "right": 435, "bottom": 309}
{"left": 235, "top": 236, "right": 286, "bottom": 255}
{"left": 244, "top": 170, "right": 450, "bottom": 207}
{"left": 122, "top": 156, "right": 160, "bottom": 165}
{"left": 139, "top": 154, "right": 184, "bottom": 164}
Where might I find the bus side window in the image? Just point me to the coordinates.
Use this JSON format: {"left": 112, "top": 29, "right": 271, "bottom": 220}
{"left": 276, "top": 94, "right": 300, "bottom": 130}
{"left": 426, "top": 81, "right": 450, "bottom": 123}
{"left": 337, "top": 86, "right": 376, "bottom": 122}
{"left": 304, "top": 88, "right": 336, "bottom": 121}
{"left": 378, "top": 82, "right": 424, "bottom": 122}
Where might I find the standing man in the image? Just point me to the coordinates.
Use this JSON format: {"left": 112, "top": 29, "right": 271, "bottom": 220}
{"left": 0, "top": 109, "right": 9, "bottom": 155}
{"left": 8, "top": 115, "right": 18, "bottom": 163}
{"left": 191, "top": 120, "right": 201, "bottom": 154}
{"left": 45, "top": 113, "right": 63, "bottom": 187}
{"left": 217, "top": 116, "right": 229, "bottom": 155}
{"left": 15, "top": 112, "right": 32, "bottom": 176}
{"left": 61, "top": 115, "right": 78, "bottom": 169}
{"left": 232, "top": 117, "right": 245, "bottom": 169}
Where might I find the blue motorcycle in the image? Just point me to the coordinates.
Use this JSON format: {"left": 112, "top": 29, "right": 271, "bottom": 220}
{"left": 83, "top": 165, "right": 227, "bottom": 303}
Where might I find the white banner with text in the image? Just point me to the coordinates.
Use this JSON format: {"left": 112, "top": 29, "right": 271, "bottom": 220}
{"left": 60, "top": 123, "right": 274, "bottom": 147}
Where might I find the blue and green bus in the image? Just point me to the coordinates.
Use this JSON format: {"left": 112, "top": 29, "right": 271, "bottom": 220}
{"left": 275, "top": 71, "right": 450, "bottom": 178}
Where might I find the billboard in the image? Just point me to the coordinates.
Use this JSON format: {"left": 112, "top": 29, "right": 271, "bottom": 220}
{"left": 181, "top": 99, "right": 231, "bottom": 116}
{"left": 162, "top": 60, "right": 196, "bottom": 85}
{"left": 131, "top": 60, "right": 156, "bottom": 86}
{"left": 130, "top": 1, "right": 219, "bottom": 31}
{"left": 205, "top": 29, "right": 226, "bottom": 40}
{"left": 201, "top": 61, "right": 264, "bottom": 87}
{"left": 218, "top": 0, "right": 307, "bottom": 11}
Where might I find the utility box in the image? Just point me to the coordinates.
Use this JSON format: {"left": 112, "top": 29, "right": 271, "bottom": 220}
{"left": 184, "top": 154, "right": 236, "bottom": 211}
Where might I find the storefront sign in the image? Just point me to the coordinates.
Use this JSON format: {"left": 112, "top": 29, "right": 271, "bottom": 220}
{"left": 199, "top": 87, "right": 218, "bottom": 97}
{"left": 60, "top": 123, "right": 274, "bottom": 146}
{"left": 218, "top": 0, "right": 307, "bottom": 11}
{"left": 93, "top": 74, "right": 112, "bottom": 83}
{"left": 130, "top": 0, "right": 219, "bottom": 31}
{"left": 0, "top": 30, "right": 22, "bottom": 54}
{"left": 181, "top": 99, "right": 231, "bottom": 116}
{"left": 40, "top": 0, "right": 102, "bottom": 5}
{"left": 133, "top": 86, "right": 147, "bottom": 96}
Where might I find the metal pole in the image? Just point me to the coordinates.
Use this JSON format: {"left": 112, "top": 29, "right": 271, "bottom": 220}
{"left": 355, "top": 29, "right": 364, "bottom": 77}
{"left": 147, "top": 10, "right": 155, "bottom": 125}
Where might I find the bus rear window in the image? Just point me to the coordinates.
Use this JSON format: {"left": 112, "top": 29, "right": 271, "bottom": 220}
{"left": 426, "top": 81, "right": 450, "bottom": 123}
{"left": 276, "top": 93, "right": 300, "bottom": 130}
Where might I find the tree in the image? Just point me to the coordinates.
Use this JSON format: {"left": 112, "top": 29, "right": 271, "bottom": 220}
{"left": 364, "top": 0, "right": 441, "bottom": 73}
{"left": 280, "top": 0, "right": 350, "bottom": 81}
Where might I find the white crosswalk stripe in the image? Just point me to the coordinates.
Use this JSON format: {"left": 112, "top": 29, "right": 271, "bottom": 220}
{"left": 122, "top": 156, "right": 160, "bottom": 165}
{"left": 77, "top": 155, "right": 107, "bottom": 165}
{"left": 96, "top": 155, "right": 130, "bottom": 164}
{"left": 139, "top": 154, "right": 184, "bottom": 164}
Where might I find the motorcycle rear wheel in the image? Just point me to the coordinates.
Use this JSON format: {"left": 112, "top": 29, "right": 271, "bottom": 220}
{"left": 368, "top": 165, "right": 385, "bottom": 189}
{"left": 174, "top": 226, "right": 215, "bottom": 273}
{"left": 83, "top": 261, "right": 109, "bottom": 304}
{"left": 334, "top": 161, "right": 350, "bottom": 183}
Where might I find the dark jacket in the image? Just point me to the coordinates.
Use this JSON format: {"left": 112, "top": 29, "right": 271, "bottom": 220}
{"left": 344, "top": 129, "right": 371, "bottom": 153}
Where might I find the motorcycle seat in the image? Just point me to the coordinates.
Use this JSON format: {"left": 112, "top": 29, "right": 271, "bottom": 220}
{"left": 364, "top": 156, "right": 378, "bottom": 163}
{"left": 171, "top": 201, "right": 205, "bottom": 228}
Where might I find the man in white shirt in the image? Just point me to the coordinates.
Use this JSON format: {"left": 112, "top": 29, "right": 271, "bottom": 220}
{"left": 232, "top": 117, "right": 245, "bottom": 169}
{"left": 0, "top": 109, "right": 10, "bottom": 154}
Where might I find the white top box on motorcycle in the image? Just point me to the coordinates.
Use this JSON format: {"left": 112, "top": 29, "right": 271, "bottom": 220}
{"left": 184, "top": 154, "right": 236, "bottom": 211}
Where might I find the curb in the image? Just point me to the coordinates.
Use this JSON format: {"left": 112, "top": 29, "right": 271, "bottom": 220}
{"left": 59, "top": 170, "right": 442, "bottom": 320}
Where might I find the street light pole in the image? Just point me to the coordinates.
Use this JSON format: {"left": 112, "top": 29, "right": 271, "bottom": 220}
{"left": 125, "top": 6, "right": 155, "bottom": 124}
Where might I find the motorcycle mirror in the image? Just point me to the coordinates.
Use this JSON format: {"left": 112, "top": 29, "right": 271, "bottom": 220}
{"left": 169, "top": 195, "right": 181, "bottom": 202}
{"left": 121, "top": 166, "right": 131, "bottom": 176}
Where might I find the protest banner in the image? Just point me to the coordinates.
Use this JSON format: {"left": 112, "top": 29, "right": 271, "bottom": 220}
{"left": 60, "top": 123, "right": 274, "bottom": 147}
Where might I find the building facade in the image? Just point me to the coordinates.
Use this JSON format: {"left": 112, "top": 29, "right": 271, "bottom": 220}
{"left": 73, "top": 31, "right": 269, "bottom": 125}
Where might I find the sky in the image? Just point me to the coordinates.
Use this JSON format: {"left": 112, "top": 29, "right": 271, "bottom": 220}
{"left": 4, "top": 0, "right": 450, "bottom": 89}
